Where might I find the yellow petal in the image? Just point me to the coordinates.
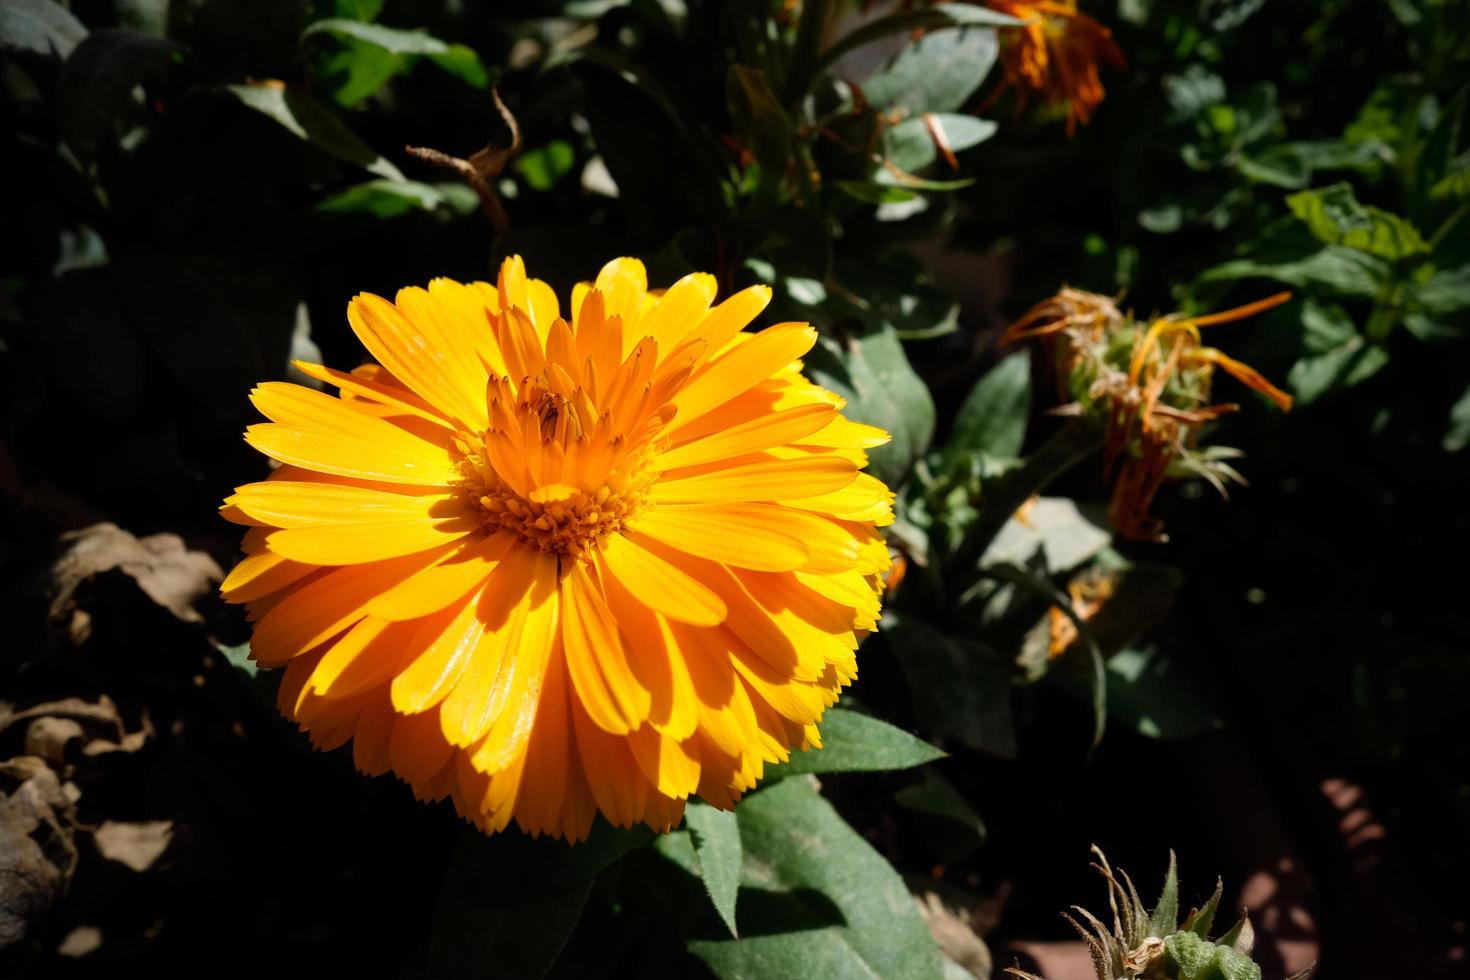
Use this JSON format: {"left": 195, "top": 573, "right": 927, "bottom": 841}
{"left": 684, "top": 284, "right": 771, "bottom": 363}
{"left": 628, "top": 725, "right": 701, "bottom": 799}
{"left": 670, "top": 322, "right": 817, "bottom": 428}
{"left": 227, "top": 481, "right": 457, "bottom": 528}
{"left": 628, "top": 504, "right": 809, "bottom": 571}
{"left": 652, "top": 454, "right": 858, "bottom": 504}
{"left": 559, "top": 562, "right": 650, "bottom": 735}
{"left": 366, "top": 532, "right": 514, "bottom": 621}
{"left": 599, "top": 532, "right": 727, "bottom": 626}
{"left": 464, "top": 549, "right": 559, "bottom": 766}
{"left": 220, "top": 549, "right": 316, "bottom": 603}
{"left": 640, "top": 272, "right": 717, "bottom": 355}
{"left": 246, "top": 384, "right": 456, "bottom": 486}
{"left": 292, "top": 361, "right": 455, "bottom": 429}
{"left": 250, "top": 550, "right": 444, "bottom": 665}
{"left": 594, "top": 257, "right": 648, "bottom": 342}
{"left": 391, "top": 587, "right": 488, "bottom": 713}
{"left": 348, "top": 292, "right": 488, "bottom": 429}
{"left": 305, "top": 616, "right": 421, "bottom": 700}
{"left": 656, "top": 403, "right": 837, "bottom": 470}
{"left": 264, "top": 514, "right": 477, "bottom": 565}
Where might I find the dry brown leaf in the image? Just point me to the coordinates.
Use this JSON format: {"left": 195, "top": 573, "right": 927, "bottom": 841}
{"left": 908, "top": 877, "right": 994, "bottom": 979}
{"left": 0, "top": 757, "right": 80, "bottom": 952}
{"left": 48, "top": 523, "right": 223, "bottom": 643}
{"left": 92, "top": 820, "right": 173, "bottom": 873}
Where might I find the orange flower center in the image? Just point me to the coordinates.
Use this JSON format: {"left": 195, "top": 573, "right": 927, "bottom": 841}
{"left": 450, "top": 373, "right": 662, "bottom": 559}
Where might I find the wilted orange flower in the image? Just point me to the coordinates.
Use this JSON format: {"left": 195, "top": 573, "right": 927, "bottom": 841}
{"left": 986, "top": 0, "right": 1125, "bottom": 134}
{"left": 220, "top": 256, "right": 894, "bottom": 840}
{"left": 1005, "top": 288, "right": 1292, "bottom": 541}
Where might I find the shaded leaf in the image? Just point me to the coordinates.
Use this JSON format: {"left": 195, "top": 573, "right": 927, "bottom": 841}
{"left": 885, "top": 612, "right": 1017, "bottom": 758}
{"left": 884, "top": 113, "right": 997, "bottom": 173}
{"left": 1106, "top": 646, "right": 1219, "bottom": 739}
{"left": 804, "top": 323, "right": 936, "bottom": 486}
{"left": 317, "top": 178, "right": 448, "bottom": 217}
{"left": 302, "top": 17, "right": 489, "bottom": 90}
{"left": 951, "top": 352, "right": 1030, "bottom": 458}
{"left": 0, "top": 0, "right": 86, "bottom": 59}
{"left": 864, "top": 27, "right": 999, "bottom": 115}
{"left": 429, "top": 823, "right": 650, "bottom": 980}
{"left": 682, "top": 801, "right": 742, "bottom": 938}
{"left": 815, "top": 2, "right": 1019, "bottom": 79}
{"left": 225, "top": 82, "right": 404, "bottom": 179}
{"left": 688, "top": 777, "right": 945, "bottom": 980}
{"left": 768, "top": 708, "right": 945, "bottom": 778}
{"left": 1445, "top": 383, "right": 1470, "bottom": 452}
{"left": 55, "top": 28, "right": 184, "bottom": 163}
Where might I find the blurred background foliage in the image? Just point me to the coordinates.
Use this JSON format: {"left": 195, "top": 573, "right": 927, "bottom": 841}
{"left": 2, "top": 0, "right": 1468, "bottom": 977}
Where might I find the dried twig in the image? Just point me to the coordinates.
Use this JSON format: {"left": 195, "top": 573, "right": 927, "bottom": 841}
{"left": 405, "top": 86, "right": 522, "bottom": 234}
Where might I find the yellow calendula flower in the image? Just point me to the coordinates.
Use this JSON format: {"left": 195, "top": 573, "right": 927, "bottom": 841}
{"left": 986, "top": 0, "right": 1125, "bottom": 135}
{"left": 219, "top": 256, "right": 894, "bottom": 841}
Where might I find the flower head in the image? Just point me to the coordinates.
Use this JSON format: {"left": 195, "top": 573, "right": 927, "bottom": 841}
{"left": 1005, "top": 287, "right": 1292, "bottom": 541}
{"left": 986, "top": 0, "right": 1125, "bottom": 134}
{"left": 220, "top": 257, "right": 894, "bottom": 840}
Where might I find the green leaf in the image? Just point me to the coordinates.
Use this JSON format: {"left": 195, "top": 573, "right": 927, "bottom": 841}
{"left": 1430, "top": 166, "right": 1470, "bottom": 201}
{"left": 894, "top": 769, "right": 986, "bottom": 845}
{"left": 883, "top": 113, "right": 997, "bottom": 173}
{"left": 1287, "top": 182, "right": 1430, "bottom": 261}
{"left": 516, "top": 140, "right": 576, "bottom": 191}
{"left": 884, "top": 612, "right": 1017, "bottom": 758}
{"left": 216, "top": 642, "right": 256, "bottom": 678}
{"left": 1445, "top": 384, "right": 1470, "bottom": 452}
{"left": 835, "top": 181, "right": 918, "bottom": 205}
{"left": 814, "top": 2, "right": 1019, "bottom": 79}
{"left": 303, "top": 18, "right": 488, "bottom": 104}
{"left": 1200, "top": 244, "right": 1386, "bottom": 298}
{"left": 55, "top": 28, "right": 184, "bottom": 163}
{"left": 682, "top": 801, "right": 742, "bottom": 938}
{"left": 864, "top": 26, "right": 999, "bottom": 115}
{"left": 429, "top": 823, "right": 650, "bottom": 980}
{"left": 951, "top": 353, "right": 1030, "bottom": 458}
{"left": 1105, "top": 646, "right": 1219, "bottom": 739}
{"left": 687, "top": 777, "right": 945, "bottom": 980}
{"left": 804, "top": 323, "right": 935, "bottom": 487}
{"left": 317, "top": 178, "right": 448, "bottom": 217}
{"left": 1166, "top": 932, "right": 1218, "bottom": 979}
{"left": 1150, "top": 852, "right": 1180, "bottom": 937}
{"left": 1186, "top": 879, "right": 1223, "bottom": 939}
{"left": 1288, "top": 301, "right": 1388, "bottom": 403}
{"left": 0, "top": 0, "right": 86, "bottom": 59}
{"left": 304, "top": 18, "right": 488, "bottom": 83}
{"left": 1411, "top": 264, "right": 1470, "bottom": 316}
{"left": 768, "top": 708, "right": 944, "bottom": 778}
{"left": 1237, "top": 140, "right": 1381, "bottom": 189}
{"left": 225, "top": 83, "right": 404, "bottom": 179}
{"left": 983, "top": 497, "right": 1110, "bottom": 573}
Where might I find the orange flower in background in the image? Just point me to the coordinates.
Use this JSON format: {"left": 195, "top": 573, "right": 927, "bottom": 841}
{"left": 986, "top": 0, "right": 1126, "bottom": 134}
{"left": 1005, "top": 288, "right": 1293, "bottom": 541}
{"left": 219, "top": 256, "right": 894, "bottom": 841}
